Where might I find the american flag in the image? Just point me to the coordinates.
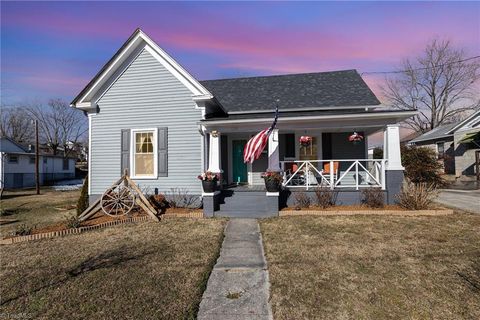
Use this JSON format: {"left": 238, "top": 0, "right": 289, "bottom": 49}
{"left": 243, "top": 106, "right": 279, "bottom": 163}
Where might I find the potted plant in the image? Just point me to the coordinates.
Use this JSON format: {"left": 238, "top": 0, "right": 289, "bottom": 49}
{"left": 197, "top": 171, "right": 219, "bottom": 193}
{"left": 261, "top": 171, "right": 283, "bottom": 192}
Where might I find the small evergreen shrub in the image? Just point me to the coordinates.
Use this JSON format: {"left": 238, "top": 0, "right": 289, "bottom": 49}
{"left": 396, "top": 182, "right": 438, "bottom": 210}
{"left": 314, "top": 187, "right": 336, "bottom": 209}
{"left": 293, "top": 191, "right": 311, "bottom": 209}
{"left": 361, "top": 188, "right": 385, "bottom": 208}
{"left": 76, "top": 176, "right": 89, "bottom": 216}
{"left": 401, "top": 145, "right": 445, "bottom": 187}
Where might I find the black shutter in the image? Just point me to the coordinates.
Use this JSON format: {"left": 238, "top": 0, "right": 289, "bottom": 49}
{"left": 158, "top": 127, "right": 168, "bottom": 177}
{"left": 121, "top": 129, "right": 130, "bottom": 176}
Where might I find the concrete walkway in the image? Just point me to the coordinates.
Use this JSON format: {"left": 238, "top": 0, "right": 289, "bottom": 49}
{"left": 435, "top": 189, "right": 480, "bottom": 214}
{"left": 198, "top": 219, "right": 273, "bottom": 320}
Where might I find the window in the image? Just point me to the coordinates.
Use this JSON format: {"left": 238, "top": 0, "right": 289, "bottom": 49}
{"left": 132, "top": 129, "right": 157, "bottom": 178}
{"left": 437, "top": 142, "right": 445, "bottom": 159}
{"left": 284, "top": 134, "right": 295, "bottom": 158}
{"left": 29, "top": 156, "right": 35, "bottom": 164}
{"left": 8, "top": 155, "right": 18, "bottom": 163}
{"left": 43, "top": 157, "right": 47, "bottom": 164}
{"left": 63, "top": 158, "right": 70, "bottom": 170}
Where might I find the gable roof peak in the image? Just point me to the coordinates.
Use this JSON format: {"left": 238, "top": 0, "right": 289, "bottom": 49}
{"left": 71, "top": 28, "right": 212, "bottom": 109}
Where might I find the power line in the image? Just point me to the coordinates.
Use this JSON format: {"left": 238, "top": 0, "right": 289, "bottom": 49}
{"left": 361, "top": 55, "right": 480, "bottom": 76}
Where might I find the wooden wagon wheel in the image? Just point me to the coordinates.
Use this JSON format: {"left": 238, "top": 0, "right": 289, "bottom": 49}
{"left": 101, "top": 184, "right": 135, "bottom": 217}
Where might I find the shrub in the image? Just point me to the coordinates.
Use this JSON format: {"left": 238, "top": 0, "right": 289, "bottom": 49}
{"left": 314, "top": 187, "right": 336, "bottom": 209}
{"left": 76, "top": 176, "right": 89, "bottom": 216}
{"left": 373, "top": 147, "right": 383, "bottom": 159}
{"left": 396, "top": 182, "right": 438, "bottom": 210}
{"left": 401, "top": 145, "right": 445, "bottom": 187}
{"left": 11, "top": 224, "right": 33, "bottom": 236}
{"left": 361, "top": 188, "right": 385, "bottom": 208}
{"left": 166, "top": 188, "right": 202, "bottom": 209}
{"left": 149, "top": 194, "right": 168, "bottom": 211}
{"left": 65, "top": 215, "right": 82, "bottom": 229}
{"left": 293, "top": 191, "right": 311, "bottom": 209}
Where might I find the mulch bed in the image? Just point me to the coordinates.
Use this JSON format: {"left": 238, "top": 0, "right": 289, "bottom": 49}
{"left": 282, "top": 204, "right": 407, "bottom": 211}
{"left": 3, "top": 205, "right": 204, "bottom": 241}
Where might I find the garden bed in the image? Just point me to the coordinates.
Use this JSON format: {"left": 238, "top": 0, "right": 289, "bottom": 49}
{"left": 280, "top": 205, "right": 453, "bottom": 216}
{"left": 2, "top": 206, "right": 205, "bottom": 244}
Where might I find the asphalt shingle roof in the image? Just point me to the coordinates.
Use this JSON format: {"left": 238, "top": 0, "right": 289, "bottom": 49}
{"left": 410, "top": 122, "right": 458, "bottom": 143}
{"left": 200, "top": 69, "right": 380, "bottom": 113}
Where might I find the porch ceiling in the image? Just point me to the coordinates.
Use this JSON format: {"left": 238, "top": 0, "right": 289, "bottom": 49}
{"left": 200, "top": 110, "right": 417, "bottom": 133}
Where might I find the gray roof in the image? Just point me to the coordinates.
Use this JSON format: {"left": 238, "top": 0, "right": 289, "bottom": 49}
{"left": 410, "top": 122, "right": 458, "bottom": 144}
{"left": 200, "top": 69, "right": 380, "bottom": 113}
{"left": 0, "top": 137, "right": 28, "bottom": 153}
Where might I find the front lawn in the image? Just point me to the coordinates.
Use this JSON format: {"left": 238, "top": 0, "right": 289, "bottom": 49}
{"left": 261, "top": 214, "right": 480, "bottom": 319}
{"left": 0, "top": 218, "right": 225, "bottom": 319}
{"left": 1, "top": 189, "right": 79, "bottom": 236}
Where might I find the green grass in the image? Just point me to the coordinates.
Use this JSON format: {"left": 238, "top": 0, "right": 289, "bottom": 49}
{"left": 261, "top": 214, "right": 480, "bottom": 319}
{"left": 0, "top": 218, "right": 225, "bottom": 319}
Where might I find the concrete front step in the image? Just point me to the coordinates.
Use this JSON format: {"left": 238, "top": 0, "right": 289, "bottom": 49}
{"left": 215, "top": 211, "right": 277, "bottom": 218}
{"left": 215, "top": 190, "right": 278, "bottom": 218}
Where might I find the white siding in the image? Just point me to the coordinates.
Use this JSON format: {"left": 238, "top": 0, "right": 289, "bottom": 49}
{"left": 91, "top": 49, "right": 203, "bottom": 196}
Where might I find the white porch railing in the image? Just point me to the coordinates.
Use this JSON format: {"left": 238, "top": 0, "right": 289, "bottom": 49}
{"left": 280, "top": 159, "right": 386, "bottom": 190}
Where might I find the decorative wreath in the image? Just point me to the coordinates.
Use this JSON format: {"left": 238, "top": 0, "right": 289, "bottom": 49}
{"left": 299, "top": 135, "right": 312, "bottom": 147}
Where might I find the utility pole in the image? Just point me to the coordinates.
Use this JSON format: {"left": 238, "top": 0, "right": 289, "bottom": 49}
{"left": 35, "top": 119, "right": 40, "bottom": 195}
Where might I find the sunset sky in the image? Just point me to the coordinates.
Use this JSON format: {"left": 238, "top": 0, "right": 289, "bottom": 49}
{"left": 1, "top": 1, "right": 479, "bottom": 105}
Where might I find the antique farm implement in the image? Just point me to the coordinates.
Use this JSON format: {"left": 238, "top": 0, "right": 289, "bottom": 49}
{"left": 78, "top": 170, "right": 159, "bottom": 222}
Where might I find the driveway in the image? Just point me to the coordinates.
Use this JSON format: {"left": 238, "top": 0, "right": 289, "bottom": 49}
{"left": 435, "top": 189, "right": 480, "bottom": 214}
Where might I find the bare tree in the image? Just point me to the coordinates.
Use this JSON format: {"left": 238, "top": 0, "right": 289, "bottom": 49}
{"left": 0, "top": 106, "right": 34, "bottom": 143}
{"left": 383, "top": 39, "right": 480, "bottom": 132}
{"left": 27, "top": 99, "right": 87, "bottom": 157}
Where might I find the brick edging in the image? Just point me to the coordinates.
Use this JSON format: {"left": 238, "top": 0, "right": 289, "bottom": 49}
{"left": 162, "top": 211, "right": 204, "bottom": 218}
{"left": 279, "top": 209, "right": 454, "bottom": 217}
{"left": 0, "top": 215, "right": 150, "bottom": 245}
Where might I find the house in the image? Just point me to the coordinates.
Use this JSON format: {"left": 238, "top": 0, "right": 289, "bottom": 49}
{"left": 409, "top": 110, "right": 480, "bottom": 178}
{"left": 0, "top": 137, "right": 76, "bottom": 189}
{"left": 71, "top": 29, "right": 417, "bottom": 217}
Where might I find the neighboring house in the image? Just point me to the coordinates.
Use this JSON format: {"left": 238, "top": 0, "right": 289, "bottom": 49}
{"left": 0, "top": 137, "right": 76, "bottom": 189}
{"left": 410, "top": 110, "right": 480, "bottom": 177}
{"left": 71, "top": 29, "right": 417, "bottom": 217}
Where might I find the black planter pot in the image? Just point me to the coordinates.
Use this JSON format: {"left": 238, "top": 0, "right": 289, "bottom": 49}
{"left": 264, "top": 179, "right": 281, "bottom": 192}
{"left": 202, "top": 180, "right": 217, "bottom": 193}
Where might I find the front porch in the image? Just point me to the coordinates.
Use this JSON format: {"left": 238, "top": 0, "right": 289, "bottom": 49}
{"left": 201, "top": 112, "right": 408, "bottom": 217}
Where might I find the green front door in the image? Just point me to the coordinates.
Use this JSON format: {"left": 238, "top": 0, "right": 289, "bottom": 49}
{"left": 232, "top": 140, "right": 247, "bottom": 183}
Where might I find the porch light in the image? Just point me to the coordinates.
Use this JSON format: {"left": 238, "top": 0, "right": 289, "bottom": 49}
{"left": 348, "top": 132, "right": 364, "bottom": 144}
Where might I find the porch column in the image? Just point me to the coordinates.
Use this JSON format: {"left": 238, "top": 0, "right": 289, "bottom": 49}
{"left": 384, "top": 125, "right": 404, "bottom": 170}
{"left": 208, "top": 130, "right": 221, "bottom": 173}
{"left": 383, "top": 124, "right": 404, "bottom": 204}
{"left": 268, "top": 129, "right": 281, "bottom": 172}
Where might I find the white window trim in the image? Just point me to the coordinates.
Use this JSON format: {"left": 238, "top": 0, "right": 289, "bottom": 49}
{"left": 130, "top": 128, "right": 158, "bottom": 180}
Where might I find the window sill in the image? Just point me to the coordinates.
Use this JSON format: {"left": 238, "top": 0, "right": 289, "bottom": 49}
{"left": 130, "top": 175, "right": 158, "bottom": 180}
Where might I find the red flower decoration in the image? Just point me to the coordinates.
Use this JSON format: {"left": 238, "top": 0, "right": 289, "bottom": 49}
{"left": 299, "top": 136, "right": 312, "bottom": 147}
{"left": 348, "top": 132, "right": 364, "bottom": 142}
